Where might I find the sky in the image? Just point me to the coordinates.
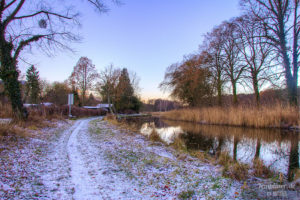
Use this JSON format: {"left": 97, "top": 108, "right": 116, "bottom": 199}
{"left": 19, "top": 0, "right": 241, "bottom": 101}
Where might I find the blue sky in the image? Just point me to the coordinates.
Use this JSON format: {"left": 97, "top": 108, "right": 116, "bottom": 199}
{"left": 19, "top": 0, "right": 241, "bottom": 100}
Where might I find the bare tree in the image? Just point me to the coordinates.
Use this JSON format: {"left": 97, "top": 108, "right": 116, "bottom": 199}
{"left": 220, "top": 20, "right": 245, "bottom": 105}
{"left": 0, "top": 0, "right": 116, "bottom": 120}
{"left": 203, "top": 26, "right": 226, "bottom": 106}
{"left": 241, "top": 0, "right": 300, "bottom": 105}
{"left": 96, "top": 64, "right": 120, "bottom": 114}
{"left": 235, "top": 15, "right": 275, "bottom": 106}
{"left": 129, "top": 71, "right": 141, "bottom": 97}
{"left": 69, "top": 57, "right": 98, "bottom": 106}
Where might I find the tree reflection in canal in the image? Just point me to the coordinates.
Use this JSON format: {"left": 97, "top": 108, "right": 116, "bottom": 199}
{"left": 135, "top": 118, "right": 300, "bottom": 181}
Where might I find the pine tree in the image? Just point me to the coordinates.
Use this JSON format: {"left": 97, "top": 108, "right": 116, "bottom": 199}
{"left": 25, "top": 65, "right": 41, "bottom": 104}
{"left": 115, "top": 68, "right": 140, "bottom": 112}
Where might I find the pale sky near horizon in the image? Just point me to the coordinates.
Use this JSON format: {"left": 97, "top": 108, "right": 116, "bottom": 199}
{"left": 18, "top": 0, "right": 241, "bottom": 101}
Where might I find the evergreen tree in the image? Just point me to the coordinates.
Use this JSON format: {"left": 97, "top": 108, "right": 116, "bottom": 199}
{"left": 115, "top": 68, "right": 141, "bottom": 112}
{"left": 25, "top": 65, "right": 41, "bottom": 104}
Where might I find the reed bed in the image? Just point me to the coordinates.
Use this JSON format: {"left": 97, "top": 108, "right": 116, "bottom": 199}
{"left": 158, "top": 105, "right": 300, "bottom": 128}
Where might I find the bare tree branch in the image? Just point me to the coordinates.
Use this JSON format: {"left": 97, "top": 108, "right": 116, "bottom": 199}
{"left": 2, "top": 0, "right": 25, "bottom": 29}
{"left": 13, "top": 10, "right": 73, "bottom": 20}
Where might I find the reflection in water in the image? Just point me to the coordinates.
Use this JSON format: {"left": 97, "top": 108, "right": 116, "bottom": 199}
{"left": 233, "top": 136, "right": 239, "bottom": 161}
{"left": 216, "top": 137, "right": 224, "bottom": 157}
{"left": 255, "top": 139, "right": 261, "bottom": 159}
{"left": 136, "top": 118, "right": 300, "bottom": 181}
{"left": 140, "top": 122, "right": 184, "bottom": 145}
{"left": 288, "top": 136, "right": 299, "bottom": 181}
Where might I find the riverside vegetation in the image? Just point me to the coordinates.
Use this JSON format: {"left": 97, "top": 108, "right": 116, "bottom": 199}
{"left": 155, "top": 104, "right": 299, "bottom": 129}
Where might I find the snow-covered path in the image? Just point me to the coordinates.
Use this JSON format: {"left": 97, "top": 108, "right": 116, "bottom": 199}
{"left": 42, "top": 117, "right": 114, "bottom": 200}
{"left": 67, "top": 118, "right": 102, "bottom": 199}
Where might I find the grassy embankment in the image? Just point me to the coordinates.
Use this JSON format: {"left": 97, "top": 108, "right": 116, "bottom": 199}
{"left": 154, "top": 105, "right": 299, "bottom": 129}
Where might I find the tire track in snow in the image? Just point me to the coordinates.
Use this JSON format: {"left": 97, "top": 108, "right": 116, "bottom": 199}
{"left": 67, "top": 117, "right": 104, "bottom": 200}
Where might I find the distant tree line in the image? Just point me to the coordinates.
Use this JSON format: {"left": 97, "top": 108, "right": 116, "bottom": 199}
{"left": 141, "top": 99, "right": 182, "bottom": 112}
{"left": 161, "top": 0, "right": 300, "bottom": 107}
{"left": 0, "top": 56, "right": 142, "bottom": 114}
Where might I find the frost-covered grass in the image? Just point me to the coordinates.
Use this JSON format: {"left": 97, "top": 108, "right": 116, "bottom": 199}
{"left": 0, "top": 120, "right": 73, "bottom": 199}
{"left": 101, "top": 119, "right": 300, "bottom": 199}
{"left": 89, "top": 119, "right": 251, "bottom": 199}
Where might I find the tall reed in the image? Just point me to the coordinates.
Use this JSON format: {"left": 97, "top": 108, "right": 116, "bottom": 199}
{"left": 158, "top": 105, "right": 299, "bottom": 128}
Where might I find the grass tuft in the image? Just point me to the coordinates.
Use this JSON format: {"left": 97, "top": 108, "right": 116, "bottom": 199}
{"left": 252, "top": 159, "right": 274, "bottom": 178}
{"left": 178, "top": 190, "right": 195, "bottom": 200}
{"left": 222, "top": 162, "right": 249, "bottom": 181}
{"left": 218, "top": 152, "right": 232, "bottom": 166}
{"left": 149, "top": 129, "right": 161, "bottom": 142}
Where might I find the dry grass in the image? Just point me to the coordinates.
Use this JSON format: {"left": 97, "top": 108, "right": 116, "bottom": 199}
{"left": 0, "top": 102, "right": 107, "bottom": 139}
{"left": 223, "top": 162, "right": 249, "bottom": 181}
{"left": 149, "top": 129, "right": 161, "bottom": 142}
{"left": 0, "top": 102, "right": 12, "bottom": 118}
{"left": 218, "top": 152, "right": 232, "bottom": 166}
{"left": 217, "top": 152, "right": 249, "bottom": 181}
{"left": 252, "top": 159, "right": 274, "bottom": 178}
{"left": 0, "top": 123, "right": 30, "bottom": 138}
{"left": 189, "top": 150, "right": 212, "bottom": 163}
{"left": 158, "top": 104, "right": 299, "bottom": 128}
{"left": 172, "top": 137, "right": 187, "bottom": 152}
{"left": 104, "top": 116, "right": 140, "bottom": 135}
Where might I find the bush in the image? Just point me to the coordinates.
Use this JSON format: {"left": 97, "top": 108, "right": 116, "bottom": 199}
{"left": 27, "top": 105, "right": 107, "bottom": 120}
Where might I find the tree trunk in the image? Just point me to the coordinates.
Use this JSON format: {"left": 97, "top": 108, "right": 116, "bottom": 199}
{"left": 252, "top": 74, "right": 260, "bottom": 107}
{"left": 82, "top": 90, "right": 86, "bottom": 106}
{"left": 285, "top": 63, "right": 297, "bottom": 106}
{"left": 232, "top": 80, "right": 238, "bottom": 106}
{"left": 278, "top": 17, "right": 298, "bottom": 106}
{"left": 288, "top": 136, "right": 299, "bottom": 181}
{"left": 107, "top": 91, "right": 114, "bottom": 115}
{"left": 0, "top": 43, "right": 27, "bottom": 120}
{"left": 217, "top": 75, "right": 222, "bottom": 106}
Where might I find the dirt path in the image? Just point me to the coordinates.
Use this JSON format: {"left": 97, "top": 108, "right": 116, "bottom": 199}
{"left": 1, "top": 117, "right": 298, "bottom": 199}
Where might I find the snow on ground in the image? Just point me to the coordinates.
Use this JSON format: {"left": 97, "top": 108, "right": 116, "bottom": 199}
{"left": 0, "top": 117, "right": 299, "bottom": 199}
{"left": 0, "top": 119, "right": 12, "bottom": 124}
